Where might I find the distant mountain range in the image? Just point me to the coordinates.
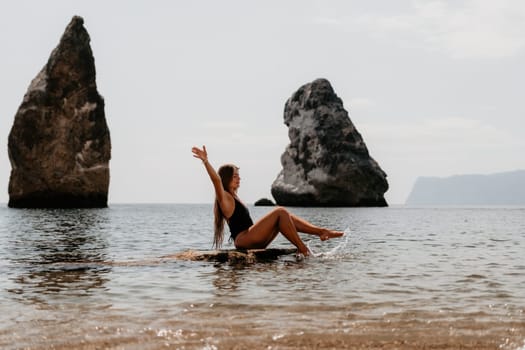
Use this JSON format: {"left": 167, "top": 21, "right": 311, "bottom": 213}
{"left": 405, "top": 170, "right": 525, "bottom": 205}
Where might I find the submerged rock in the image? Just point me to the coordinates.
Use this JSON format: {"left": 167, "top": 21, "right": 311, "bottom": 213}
{"left": 166, "top": 248, "right": 297, "bottom": 263}
{"left": 271, "top": 78, "right": 388, "bottom": 207}
{"left": 8, "top": 16, "right": 111, "bottom": 208}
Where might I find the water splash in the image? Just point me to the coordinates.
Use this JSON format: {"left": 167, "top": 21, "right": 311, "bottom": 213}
{"left": 307, "top": 228, "right": 351, "bottom": 258}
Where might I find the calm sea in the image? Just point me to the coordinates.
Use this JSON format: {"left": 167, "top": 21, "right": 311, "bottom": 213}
{"left": 0, "top": 204, "right": 524, "bottom": 349}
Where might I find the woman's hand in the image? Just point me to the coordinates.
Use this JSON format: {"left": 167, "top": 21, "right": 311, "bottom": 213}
{"left": 192, "top": 145, "right": 208, "bottom": 163}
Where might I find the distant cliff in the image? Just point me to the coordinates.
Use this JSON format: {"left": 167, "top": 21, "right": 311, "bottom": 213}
{"left": 405, "top": 170, "right": 525, "bottom": 205}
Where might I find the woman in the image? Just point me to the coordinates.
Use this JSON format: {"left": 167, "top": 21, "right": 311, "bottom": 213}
{"left": 192, "top": 145, "right": 344, "bottom": 257}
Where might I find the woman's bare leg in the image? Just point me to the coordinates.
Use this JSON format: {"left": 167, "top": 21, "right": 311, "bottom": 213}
{"left": 234, "top": 207, "right": 309, "bottom": 255}
{"left": 290, "top": 215, "right": 345, "bottom": 241}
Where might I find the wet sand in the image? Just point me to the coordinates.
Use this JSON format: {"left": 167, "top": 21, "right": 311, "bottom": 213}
{"left": 2, "top": 308, "right": 524, "bottom": 350}
{"left": 4, "top": 323, "right": 524, "bottom": 349}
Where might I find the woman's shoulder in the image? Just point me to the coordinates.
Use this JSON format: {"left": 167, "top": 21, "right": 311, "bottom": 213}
{"left": 219, "top": 192, "right": 235, "bottom": 218}
{"left": 220, "top": 191, "right": 235, "bottom": 206}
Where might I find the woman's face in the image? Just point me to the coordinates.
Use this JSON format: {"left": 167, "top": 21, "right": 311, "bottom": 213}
{"left": 229, "top": 169, "right": 241, "bottom": 192}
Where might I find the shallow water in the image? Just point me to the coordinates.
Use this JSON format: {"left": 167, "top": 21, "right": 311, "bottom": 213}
{"left": 1, "top": 204, "right": 524, "bottom": 349}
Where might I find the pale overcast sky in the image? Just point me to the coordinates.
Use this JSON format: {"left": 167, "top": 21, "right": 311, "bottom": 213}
{"left": 1, "top": 1, "right": 524, "bottom": 205}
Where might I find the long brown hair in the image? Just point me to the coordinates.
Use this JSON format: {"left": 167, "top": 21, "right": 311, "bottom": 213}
{"left": 213, "top": 164, "right": 238, "bottom": 248}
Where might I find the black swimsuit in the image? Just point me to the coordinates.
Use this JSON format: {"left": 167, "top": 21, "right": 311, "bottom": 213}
{"left": 227, "top": 198, "right": 254, "bottom": 240}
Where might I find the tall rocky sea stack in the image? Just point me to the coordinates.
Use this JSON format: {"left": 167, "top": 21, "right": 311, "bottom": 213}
{"left": 271, "top": 79, "right": 388, "bottom": 207}
{"left": 8, "top": 16, "right": 111, "bottom": 208}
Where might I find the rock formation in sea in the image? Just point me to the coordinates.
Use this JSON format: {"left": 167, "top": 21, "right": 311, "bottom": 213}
{"left": 271, "top": 78, "right": 388, "bottom": 207}
{"left": 254, "top": 198, "right": 276, "bottom": 206}
{"left": 7, "top": 16, "right": 111, "bottom": 208}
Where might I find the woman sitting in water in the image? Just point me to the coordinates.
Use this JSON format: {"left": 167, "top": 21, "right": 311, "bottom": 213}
{"left": 192, "top": 145, "right": 344, "bottom": 257}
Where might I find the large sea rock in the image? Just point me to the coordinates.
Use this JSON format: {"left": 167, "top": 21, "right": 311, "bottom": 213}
{"left": 7, "top": 16, "right": 111, "bottom": 208}
{"left": 271, "top": 78, "right": 388, "bottom": 207}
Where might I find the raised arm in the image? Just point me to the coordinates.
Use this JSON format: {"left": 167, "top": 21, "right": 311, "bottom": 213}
{"left": 192, "top": 146, "right": 234, "bottom": 217}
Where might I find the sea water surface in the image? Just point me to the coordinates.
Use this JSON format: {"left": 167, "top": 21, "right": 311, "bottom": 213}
{"left": 0, "top": 204, "right": 524, "bottom": 349}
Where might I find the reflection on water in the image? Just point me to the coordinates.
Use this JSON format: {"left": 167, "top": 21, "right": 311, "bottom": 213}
{"left": 0, "top": 205, "right": 524, "bottom": 349}
{"left": 212, "top": 264, "right": 243, "bottom": 296}
{"left": 4, "top": 208, "right": 110, "bottom": 304}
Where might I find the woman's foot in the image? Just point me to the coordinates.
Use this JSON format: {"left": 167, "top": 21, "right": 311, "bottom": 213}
{"left": 297, "top": 245, "right": 310, "bottom": 257}
{"left": 319, "top": 229, "right": 344, "bottom": 241}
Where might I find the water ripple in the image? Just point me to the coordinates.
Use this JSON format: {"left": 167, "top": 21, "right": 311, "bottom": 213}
{"left": 1, "top": 205, "right": 524, "bottom": 348}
